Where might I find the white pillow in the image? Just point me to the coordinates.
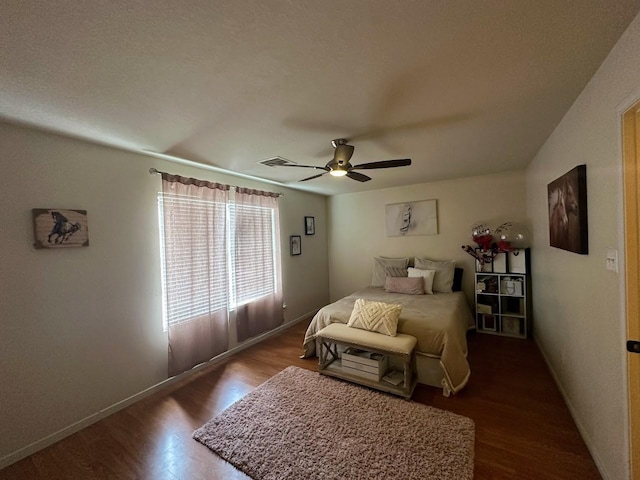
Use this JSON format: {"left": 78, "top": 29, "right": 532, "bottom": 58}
{"left": 371, "top": 257, "right": 410, "bottom": 287}
{"left": 348, "top": 298, "right": 402, "bottom": 336}
{"left": 407, "top": 267, "right": 436, "bottom": 294}
{"left": 414, "top": 258, "right": 456, "bottom": 293}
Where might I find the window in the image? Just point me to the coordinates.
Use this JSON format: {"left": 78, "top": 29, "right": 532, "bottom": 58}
{"left": 230, "top": 203, "right": 277, "bottom": 307}
{"left": 159, "top": 191, "right": 279, "bottom": 328}
{"left": 157, "top": 173, "right": 282, "bottom": 375}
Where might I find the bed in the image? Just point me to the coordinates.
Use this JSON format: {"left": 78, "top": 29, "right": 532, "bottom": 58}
{"left": 302, "top": 274, "right": 474, "bottom": 396}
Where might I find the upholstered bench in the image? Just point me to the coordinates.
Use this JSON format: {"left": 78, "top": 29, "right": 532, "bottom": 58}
{"left": 316, "top": 323, "right": 417, "bottom": 399}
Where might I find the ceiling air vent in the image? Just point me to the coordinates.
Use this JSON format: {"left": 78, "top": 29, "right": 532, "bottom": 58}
{"left": 259, "top": 156, "right": 297, "bottom": 167}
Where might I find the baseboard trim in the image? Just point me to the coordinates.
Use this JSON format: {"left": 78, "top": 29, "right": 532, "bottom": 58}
{"left": 0, "top": 310, "right": 317, "bottom": 470}
{"left": 532, "top": 334, "right": 610, "bottom": 480}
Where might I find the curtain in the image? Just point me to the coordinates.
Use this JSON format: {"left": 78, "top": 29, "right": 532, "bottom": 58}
{"left": 234, "top": 187, "right": 283, "bottom": 342}
{"left": 161, "top": 173, "right": 230, "bottom": 377}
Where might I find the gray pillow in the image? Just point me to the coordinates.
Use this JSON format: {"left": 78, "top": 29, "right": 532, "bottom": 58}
{"left": 414, "top": 257, "right": 456, "bottom": 293}
{"left": 384, "top": 266, "right": 408, "bottom": 278}
{"left": 371, "top": 257, "right": 409, "bottom": 287}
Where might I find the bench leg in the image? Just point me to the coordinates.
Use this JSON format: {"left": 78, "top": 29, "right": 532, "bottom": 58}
{"left": 403, "top": 355, "right": 412, "bottom": 397}
{"left": 318, "top": 339, "right": 339, "bottom": 370}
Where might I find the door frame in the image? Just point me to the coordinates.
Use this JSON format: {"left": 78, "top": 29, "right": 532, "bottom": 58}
{"left": 622, "top": 99, "right": 640, "bottom": 480}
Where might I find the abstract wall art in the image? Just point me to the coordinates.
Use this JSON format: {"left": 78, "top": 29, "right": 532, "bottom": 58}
{"left": 385, "top": 199, "right": 438, "bottom": 237}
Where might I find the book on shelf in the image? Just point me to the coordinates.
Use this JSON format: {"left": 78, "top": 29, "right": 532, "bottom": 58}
{"left": 382, "top": 370, "right": 404, "bottom": 386}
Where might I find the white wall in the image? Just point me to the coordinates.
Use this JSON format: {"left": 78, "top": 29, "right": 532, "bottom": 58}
{"left": 327, "top": 170, "right": 527, "bottom": 304}
{"left": 0, "top": 122, "right": 329, "bottom": 465}
{"left": 525, "top": 12, "right": 640, "bottom": 480}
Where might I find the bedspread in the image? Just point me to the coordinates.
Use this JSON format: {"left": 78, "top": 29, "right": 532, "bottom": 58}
{"left": 303, "top": 287, "right": 474, "bottom": 393}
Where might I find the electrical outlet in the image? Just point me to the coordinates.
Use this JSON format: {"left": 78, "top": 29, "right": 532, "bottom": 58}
{"left": 605, "top": 249, "right": 618, "bottom": 272}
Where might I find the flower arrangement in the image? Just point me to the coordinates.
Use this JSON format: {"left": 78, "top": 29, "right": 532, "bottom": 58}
{"left": 461, "top": 222, "right": 528, "bottom": 265}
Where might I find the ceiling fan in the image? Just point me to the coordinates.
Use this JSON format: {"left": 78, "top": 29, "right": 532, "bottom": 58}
{"left": 283, "top": 139, "right": 411, "bottom": 182}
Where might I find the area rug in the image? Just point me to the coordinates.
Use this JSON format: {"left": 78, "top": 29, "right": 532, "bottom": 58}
{"left": 193, "top": 366, "right": 474, "bottom": 480}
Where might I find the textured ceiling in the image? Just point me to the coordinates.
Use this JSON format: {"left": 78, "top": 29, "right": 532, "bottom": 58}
{"left": 1, "top": 1, "right": 639, "bottom": 196}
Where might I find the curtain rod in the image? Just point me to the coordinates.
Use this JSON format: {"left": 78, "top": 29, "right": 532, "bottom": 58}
{"left": 149, "top": 168, "right": 284, "bottom": 197}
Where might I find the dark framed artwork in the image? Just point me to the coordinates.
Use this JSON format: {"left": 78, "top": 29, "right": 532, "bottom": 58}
{"left": 290, "top": 235, "right": 301, "bottom": 256}
{"left": 547, "top": 165, "right": 588, "bottom": 254}
{"left": 32, "top": 208, "right": 89, "bottom": 249}
{"left": 304, "top": 216, "right": 315, "bottom": 235}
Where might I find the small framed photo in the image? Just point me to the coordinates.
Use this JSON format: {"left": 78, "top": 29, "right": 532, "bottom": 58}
{"left": 290, "top": 235, "right": 302, "bottom": 256}
{"left": 304, "top": 216, "right": 315, "bottom": 235}
{"left": 482, "top": 314, "right": 497, "bottom": 332}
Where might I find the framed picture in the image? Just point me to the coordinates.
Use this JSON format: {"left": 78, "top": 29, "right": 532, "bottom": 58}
{"left": 32, "top": 208, "right": 89, "bottom": 249}
{"left": 547, "top": 165, "right": 588, "bottom": 254}
{"left": 290, "top": 235, "right": 301, "bottom": 256}
{"left": 385, "top": 199, "right": 438, "bottom": 237}
{"left": 304, "top": 216, "right": 315, "bottom": 235}
{"left": 481, "top": 314, "right": 497, "bottom": 332}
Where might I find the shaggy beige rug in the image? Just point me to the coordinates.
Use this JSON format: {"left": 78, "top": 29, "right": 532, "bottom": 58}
{"left": 194, "top": 366, "right": 474, "bottom": 480}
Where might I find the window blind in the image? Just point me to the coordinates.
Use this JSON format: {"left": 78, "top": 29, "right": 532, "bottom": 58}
{"left": 231, "top": 203, "right": 277, "bottom": 306}
{"left": 159, "top": 193, "right": 227, "bottom": 328}
{"left": 159, "top": 192, "right": 278, "bottom": 328}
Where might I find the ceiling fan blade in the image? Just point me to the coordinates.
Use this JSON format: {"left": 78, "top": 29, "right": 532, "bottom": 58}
{"left": 352, "top": 159, "right": 411, "bottom": 169}
{"left": 346, "top": 171, "right": 371, "bottom": 182}
{"left": 299, "top": 172, "right": 329, "bottom": 182}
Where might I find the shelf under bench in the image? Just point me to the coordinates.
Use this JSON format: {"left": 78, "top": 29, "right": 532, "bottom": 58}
{"left": 316, "top": 323, "right": 417, "bottom": 399}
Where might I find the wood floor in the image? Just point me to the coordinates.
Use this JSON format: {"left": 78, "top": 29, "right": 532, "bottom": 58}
{"left": 0, "top": 320, "right": 601, "bottom": 480}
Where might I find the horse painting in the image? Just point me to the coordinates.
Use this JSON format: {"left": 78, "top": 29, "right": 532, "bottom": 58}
{"left": 32, "top": 208, "right": 88, "bottom": 249}
{"left": 547, "top": 165, "right": 588, "bottom": 254}
{"left": 48, "top": 211, "right": 81, "bottom": 244}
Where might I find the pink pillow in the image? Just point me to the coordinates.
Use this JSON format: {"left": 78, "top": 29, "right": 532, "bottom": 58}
{"left": 384, "top": 276, "right": 424, "bottom": 295}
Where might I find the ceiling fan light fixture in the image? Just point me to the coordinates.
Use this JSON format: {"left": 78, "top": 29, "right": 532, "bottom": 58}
{"left": 281, "top": 138, "right": 411, "bottom": 183}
